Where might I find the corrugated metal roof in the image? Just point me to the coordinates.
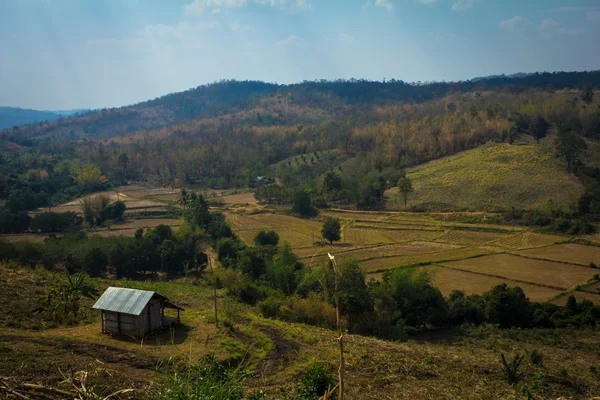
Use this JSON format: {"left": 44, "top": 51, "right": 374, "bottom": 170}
{"left": 92, "top": 287, "right": 157, "bottom": 316}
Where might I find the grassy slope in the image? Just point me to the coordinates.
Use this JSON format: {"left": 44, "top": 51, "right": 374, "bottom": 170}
{"left": 388, "top": 143, "right": 584, "bottom": 211}
{"left": 2, "top": 265, "right": 600, "bottom": 399}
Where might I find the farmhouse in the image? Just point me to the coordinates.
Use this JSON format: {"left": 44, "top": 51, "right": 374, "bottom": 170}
{"left": 92, "top": 287, "right": 184, "bottom": 337}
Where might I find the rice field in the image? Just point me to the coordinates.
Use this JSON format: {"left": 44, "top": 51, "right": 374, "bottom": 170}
{"left": 551, "top": 291, "right": 600, "bottom": 306}
{"left": 342, "top": 228, "right": 396, "bottom": 245}
{"left": 360, "top": 247, "right": 492, "bottom": 272}
{"left": 422, "top": 265, "right": 563, "bottom": 302}
{"left": 492, "top": 232, "right": 565, "bottom": 250}
{"left": 435, "top": 230, "right": 511, "bottom": 245}
{"left": 442, "top": 254, "right": 597, "bottom": 291}
{"left": 515, "top": 243, "right": 600, "bottom": 266}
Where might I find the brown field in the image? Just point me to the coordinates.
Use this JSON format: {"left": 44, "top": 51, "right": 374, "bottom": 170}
{"left": 582, "top": 234, "right": 600, "bottom": 245}
{"left": 98, "top": 218, "right": 183, "bottom": 230}
{"left": 225, "top": 213, "right": 271, "bottom": 230}
{"left": 360, "top": 247, "right": 492, "bottom": 272}
{"left": 442, "top": 254, "right": 597, "bottom": 290}
{"left": 367, "top": 265, "right": 562, "bottom": 302}
{"left": 584, "top": 281, "right": 600, "bottom": 293}
{"left": 423, "top": 265, "right": 563, "bottom": 301}
{"left": 0, "top": 234, "right": 47, "bottom": 243}
{"left": 381, "top": 228, "right": 444, "bottom": 242}
{"left": 435, "top": 229, "right": 511, "bottom": 245}
{"left": 551, "top": 291, "right": 600, "bottom": 306}
{"left": 218, "top": 192, "right": 258, "bottom": 205}
{"left": 515, "top": 243, "right": 600, "bottom": 266}
{"left": 492, "top": 232, "right": 565, "bottom": 250}
{"left": 92, "top": 228, "right": 140, "bottom": 238}
{"left": 342, "top": 228, "right": 396, "bottom": 245}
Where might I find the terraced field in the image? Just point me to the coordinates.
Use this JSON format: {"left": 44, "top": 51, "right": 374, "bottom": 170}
{"left": 222, "top": 206, "right": 600, "bottom": 303}
{"left": 551, "top": 291, "right": 600, "bottom": 306}
{"left": 442, "top": 254, "right": 596, "bottom": 291}
{"left": 515, "top": 243, "right": 600, "bottom": 266}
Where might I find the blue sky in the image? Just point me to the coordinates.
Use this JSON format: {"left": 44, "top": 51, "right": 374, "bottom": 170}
{"left": 0, "top": 0, "right": 599, "bottom": 110}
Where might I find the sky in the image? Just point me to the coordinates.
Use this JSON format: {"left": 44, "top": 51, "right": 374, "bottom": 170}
{"left": 0, "top": 0, "right": 599, "bottom": 110}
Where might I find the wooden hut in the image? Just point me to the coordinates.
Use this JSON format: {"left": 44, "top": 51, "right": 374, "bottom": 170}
{"left": 92, "top": 287, "right": 184, "bottom": 337}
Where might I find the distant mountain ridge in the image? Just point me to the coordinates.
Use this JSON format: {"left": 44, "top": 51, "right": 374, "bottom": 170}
{"left": 0, "top": 106, "right": 90, "bottom": 130}
{"left": 2, "top": 70, "right": 599, "bottom": 142}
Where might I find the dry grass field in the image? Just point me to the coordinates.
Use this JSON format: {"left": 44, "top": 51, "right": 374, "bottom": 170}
{"left": 435, "top": 229, "right": 510, "bottom": 245}
{"left": 442, "top": 254, "right": 597, "bottom": 291}
{"left": 491, "top": 232, "right": 565, "bottom": 249}
{"left": 421, "top": 265, "right": 564, "bottom": 302}
{"left": 515, "top": 243, "right": 600, "bottom": 266}
{"left": 551, "top": 291, "right": 600, "bottom": 306}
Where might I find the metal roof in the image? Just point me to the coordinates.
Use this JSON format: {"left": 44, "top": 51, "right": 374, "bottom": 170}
{"left": 92, "top": 287, "right": 162, "bottom": 316}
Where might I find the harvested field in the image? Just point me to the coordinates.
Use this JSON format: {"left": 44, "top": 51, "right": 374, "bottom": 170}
{"left": 360, "top": 247, "right": 492, "bottom": 272}
{"left": 442, "top": 254, "right": 597, "bottom": 290}
{"left": 97, "top": 218, "right": 183, "bottom": 231}
{"left": 294, "top": 245, "right": 367, "bottom": 259}
{"left": 382, "top": 229, "right": 444, "bottom": 243}
{"left": 515, "top": 243, "right": 600, "bottom": 266}
{"left": 424, "top": 265, "right": 563, "bottom": 302}
{"left": 551, "top": 291, "right": 600, "bottom": 306}
{"left": 0, "top": 234, "right": 46, "bottom": 243}
{"left": 225, "top": 213, "right": 271, "bottom": 230}
{"left": 435, "top": 230, "right": 510, "bottom": 245}
{"left": 584, "top": 281, "right": 600, "bottom": 293}
{"left": 218, "top": 192, "right": 258, "bottom": 205}
{"left": 342, "top": 228, "right": 395, "bottom": 245}
{"left": 492, "top": 232, "right": 565, "bottom": 250}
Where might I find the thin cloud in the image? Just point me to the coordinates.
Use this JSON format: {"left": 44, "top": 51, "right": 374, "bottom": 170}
{"left": 276, "top": 35, "right": 309, "bottom": 49}
{"left": 374, "top": 0, "right": 393, "bottom": 11}
{"left": 499, "top": 16, "right": 532, "bottom": 32}
{"left": 230, "top": 20, "right": 252, "bottom": 32}
{"left": 337, "top": 32, "right": 355, "bottom": 44}
{"left": 184, "top": 0, "right": 309, "bottom": 15}
{"left": 452, "top": 0, "right": 479, "bottom": 12}
{"left": 417, "top": 0, "right": 438, "bottom": 4}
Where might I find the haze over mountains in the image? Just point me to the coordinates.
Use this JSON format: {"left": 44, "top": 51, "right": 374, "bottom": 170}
{"left": 0, "top": 107, "right": 89, "bottom": 131}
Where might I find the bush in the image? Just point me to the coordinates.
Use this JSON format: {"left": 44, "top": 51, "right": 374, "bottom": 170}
{"left": 297, "top": 363, "right": 336, "bottom": 400}
{"left": 82, "top": 247, "right": 108, "bottom": 277}
{"left": 157, "top": 353, "right": 249, "bottom": 400}
{"left": 500, "top": 353, "right": 525, "bottom": 384}
{"left": 258, "top": 293, "right": 337, "bottom": 329}
{"left": 254, "top": 230, "right": 279, "bottom": 247}
{"left": 30, "top": 211, "right": 82, "bottom": 233}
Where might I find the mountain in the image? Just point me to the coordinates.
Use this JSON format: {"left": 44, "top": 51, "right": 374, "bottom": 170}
{"left": 3, "top": 70, "right": 599, "bottom": 142}
{"left": 0, "top": 106, "right": 90, "bottom": 131}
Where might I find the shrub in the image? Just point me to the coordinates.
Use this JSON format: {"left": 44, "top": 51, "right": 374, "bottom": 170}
{"left": 254, "top": 230, "right": 280, "bottom": 247}
{"left": 82, "top": 247, "right": 108, "bottom": 277}
{"left": 157, "top": 353, "right": 250, "bottom": 400}
{"left": 529, "top": 349, "right": 544, "bottom": 367}
{"left": 500, "top": 353, "right": 525, "bottom": 384}
{"left": 30, "top": 211, "right": 82, "bottom": 233}
{"left": 321, "top": 217, "right": 341, "bottom": 244}
{"left": 258, "top": 293, "right": 337, "bottom": 329}
{"left": 297, "top": 363, "right": 336, "bottom": 400}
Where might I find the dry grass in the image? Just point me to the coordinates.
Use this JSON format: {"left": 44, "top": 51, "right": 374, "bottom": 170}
{"left": 341, "top": 228, "right": 395, "bottom": 245}
{"left": 388, "top": 143, "right": 585, "bottom": 211}
{"left": 435, "top": 230, "right": 511, "bottom": 245}
{"left": 360, "top": 247, "right": 492, "bottom": 272}
{"left": 442, "top": 254, "right": 597, "bottom": 290}
{"left": 0, "top": 234, "right": 47, "bottom": 243}
{"left": 218, "top": 192, "right": 258, "bottom": 205}
{"left": 515, "top": 243, "right": 600, "bottom": 266}
{"left": 492, "top": 232, "right": 565, "bottom": 250}
{"left": 551, "top": 291, "right": 600, "bottom": 306}
{"left": 422, "top": 265, "right": 563, "bottom": 301}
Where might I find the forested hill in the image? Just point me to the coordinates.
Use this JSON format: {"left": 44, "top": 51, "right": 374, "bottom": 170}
{"left": 2, "top": 70, "right": 600, "bottom": 143}
{"left": 0, "top": 107, "right": 64, "bottom": 131}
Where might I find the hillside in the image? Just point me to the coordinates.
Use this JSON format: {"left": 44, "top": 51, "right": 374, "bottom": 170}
{"left": 0, "top": 107, "right": 64, "bottom": 130}
{"left": 388, "top": 143, "right": 585, "bottom": 211}
{"left": 1, "top": 265, "right": 599, "bottom": 399}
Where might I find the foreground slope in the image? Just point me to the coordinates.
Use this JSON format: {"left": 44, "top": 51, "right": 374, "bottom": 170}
{"left": 389, "top": 143, "right": 585, "bottom": 211}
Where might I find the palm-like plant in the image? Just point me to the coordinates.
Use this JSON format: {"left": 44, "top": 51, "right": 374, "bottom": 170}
{"left": 35, "top": 273, "right": 99, "bottom": 322}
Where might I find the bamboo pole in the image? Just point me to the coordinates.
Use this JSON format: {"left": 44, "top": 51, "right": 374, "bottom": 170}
{"left": 329, "top": 253, "right": 344, "bottom": 400}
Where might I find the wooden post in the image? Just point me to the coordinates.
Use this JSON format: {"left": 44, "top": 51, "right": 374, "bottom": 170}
{"left": 213, "top": 272, "right": 219, "bottom": 329}
{"left": 330, "top": 254, "right": 344, "bottom": 400}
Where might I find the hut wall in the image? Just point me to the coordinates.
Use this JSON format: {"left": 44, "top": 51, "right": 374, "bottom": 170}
{"left": 104, "top": 311, "right": 143, "bottom": 336}
{"left": 146, "top": 298, "right": 163, "bottom": 332}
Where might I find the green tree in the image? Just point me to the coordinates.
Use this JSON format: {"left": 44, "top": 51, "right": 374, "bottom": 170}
{"left": 338, "top": 260, "right": 373, "bottom": 333}
{"left": 397, "top": 177, "right": 414, "bottom": 210}
{"left": 582, "top": 82, "right": 594, "bottom": 104}
{"left": 36, "top": 273, "right": 99, "bottom": 323}
{"left": 254, "top": 230, "right": 280, "bottom": 247}
{"left": 555, "top": 128, "right": 587, "bottom": 172}
{"left": 321, "top": 217, "right": 341, "bottom": 244}
{"left": 530, "top": 116, "right": 550, "bottom": 144}
{"left": 484, "top": 284, "right": 532, "bottom": 328}
{"left": 82, "top": 247, "right": 108, "bottom": 277}
{"left": 158, "top": 239, "right": 184, "bottom": 276}
{"left": 322, "top": 171, "right": 342, "bottom": 199}
{"left": 292, "top": 189, "right": 316, "bottom": 217}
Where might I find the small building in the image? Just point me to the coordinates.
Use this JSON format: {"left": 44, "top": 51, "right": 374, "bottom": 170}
{"left": 92, "top": 287, "right": 184, "bottom": 337}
